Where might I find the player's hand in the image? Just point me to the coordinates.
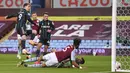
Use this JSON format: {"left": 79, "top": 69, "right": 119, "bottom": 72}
{"left": 47, "top": 29, "right": 52, "bottom": 33}
{"left": 72, "top": 65, "right": 75, "bottom": 68}
{"left": 79, "top": 66, "right": 83, "bottom": 69}
{"left": 5, "top": 16, "right": 8, "bottom": 19}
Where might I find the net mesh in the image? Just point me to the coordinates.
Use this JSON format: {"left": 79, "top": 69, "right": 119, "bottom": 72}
{"left": 116, "top": 0, "right": 130, "bottom": 70}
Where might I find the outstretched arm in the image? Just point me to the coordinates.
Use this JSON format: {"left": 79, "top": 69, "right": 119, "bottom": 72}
{"left": 27, "top": 14, "right": 36, "bottom": 25}
{"left": 5, "top": 13, "right": 18, "bottom": 19}
{"left": 71, "top": 50, "right": 82, "bottom": 69}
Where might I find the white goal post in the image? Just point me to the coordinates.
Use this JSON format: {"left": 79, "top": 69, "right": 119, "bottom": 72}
{"left": 111, "top": 0, "right": 117, "bottom": 72}
{"left": 112, "top": 0, "right": 130, "bottom": 72}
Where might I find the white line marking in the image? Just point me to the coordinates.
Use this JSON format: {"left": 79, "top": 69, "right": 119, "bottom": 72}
{"left": 88, "top": 71, "right": 111, "bottom": 73}
{"left": 0, "top": 64, "right": 16, "bottom": 65}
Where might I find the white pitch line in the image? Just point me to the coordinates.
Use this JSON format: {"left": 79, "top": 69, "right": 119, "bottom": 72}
{"left": 88, "top": 71, "right": 111, "bottom": 73}
{"left": 0, "top": 64, "right": 16, "bottom": 65}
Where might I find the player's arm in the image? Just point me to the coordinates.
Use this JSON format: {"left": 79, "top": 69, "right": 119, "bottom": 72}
{"left": 57, "top": 58, "right": 70, "bottom": 68}
{"left": 47, "top": 21, "right": 55, "bottom": 33}
{"left": 38, "top": 21, "right": 42, "bottom": 34}
{"left": 5, "top": 13, "right": 18, "bottom": 19}
{"left": 63, "top": 59, "right": 70, "bottom": 63}
{"left": 50, "top": 21, "right": 55, "bottom": 31}
{"left": 71, "top": 50, "right": 82, "bottom": 69}
{"left": 27, "top": 14, "right": 36, "bottom": 25}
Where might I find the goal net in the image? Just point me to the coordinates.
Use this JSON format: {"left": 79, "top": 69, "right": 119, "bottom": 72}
{"left": 112, "top": 0, "right": 130, "bottom": 72}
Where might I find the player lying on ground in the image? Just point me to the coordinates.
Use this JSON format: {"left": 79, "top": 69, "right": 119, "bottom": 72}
{"left": 19, "top": 48, "right": 84, "bottom": 68}
{"left": 18, "top": 38, "right": 83, "bottom": 69}
{"left": 18, "top": 57, "right": 85, "bottom": 68}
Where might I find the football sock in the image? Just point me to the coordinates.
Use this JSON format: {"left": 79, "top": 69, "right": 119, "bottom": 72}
{"left": 21, "top": 40, "right": 26, "bottom": 49}
{"left": 18, "top": 45, "right": 21, "bottom": 55}
{"left": 28, "top": 64, "right": 42, "bottom": 68}
{"left": 24, "top": 57, "right": 39, "bottom": 62}
{"left": 36, "top": 50, "right": 40, "bottom": 57}
{"left": 31, "top": 34, "right": 36, "bottom": 40}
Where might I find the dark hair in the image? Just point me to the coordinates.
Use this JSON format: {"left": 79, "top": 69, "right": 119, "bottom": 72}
{"left": 43, "top": 12, "right": 48, "bottom": 15}
{"left": 23, "top": 3, "right": 31, "bottom": 7}
{"left": 73, "top": 38, "right": 81, "bottom": 48}
{"left": 80, "top": 57, "right": 85, "bottom": 64}
{"left": 75, "top": 57, "right": 85, "bottom": 65}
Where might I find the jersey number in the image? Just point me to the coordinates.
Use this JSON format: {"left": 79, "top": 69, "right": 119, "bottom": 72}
{"left": 18, "top": 14, "right": 22, "bottom": 20}
{"left": 63, "top": 46, "right": 70, "bottom": 52}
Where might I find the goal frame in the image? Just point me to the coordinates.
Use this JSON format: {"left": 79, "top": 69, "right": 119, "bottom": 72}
{"left": 112, "top": 0, "right": 130, "bottom": 72}
{"left": 111, "top": 0, "right": 117, "bottom": 72}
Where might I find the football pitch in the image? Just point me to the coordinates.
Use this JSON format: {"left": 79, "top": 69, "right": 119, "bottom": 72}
{"left": 0, "top": 54, "right": 125, "bottom": 73}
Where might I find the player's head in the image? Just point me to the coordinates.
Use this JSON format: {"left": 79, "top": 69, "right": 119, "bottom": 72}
{"left": 73, "top": 38, "right": 81, "bottom": 49}
{"left": 23, "top": 3, "right": 31, "bottom": 11}
{"left": 43, "top": 12, "right": 49, "bottom": 21}
{"left": 76, "top": 57, "right": 85, "bottom": 65}
{"left": 32, "top": 12, "right": 37, "bottom": 20}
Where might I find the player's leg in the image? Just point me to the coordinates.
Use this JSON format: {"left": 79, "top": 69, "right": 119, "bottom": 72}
{"left": 26, "top": 29, "right": 33, "bottom": 58}
{"left": 35, "top": 42, "right": 42, "bottom": 57}
{"left": 24, "top": 63, "right": 43, "bottom": 68}
{"left": 21, "top": 35, "right": 26, "bottom": 51}
{"left": 21, "top": 27, "right": 31, "bottom": 55}
{"left": 17, "top": 57, "right": 40, "bottom": 67}
{"left": 23, "top": 56, "right": 43, "bottom": 67}
{"left": 43, "top": 39, "right": 50, "bottom": 55}
{"left": 21, "top": 35, "right": 31, "bottom": 55}
{"left": 16, "top": 27, "right": 23, "bottom": 59}
{"left": 20, "top": 26, "right": 27, "bottom": 53}
{"left": 17, "top": 34, "right": 22, "bottom": 59}
{"left": 24, "top": 57, "right": 39, "bottom": 62}
{"left": 31, "top": 30, "right": 37, "bottom": 40}
{"left": 32, "top": 53, "right": 55, "bottom": 67}
{"left": 35, "top": 36, "right": 43, "bottom": 57}
{"left": 24, "top": 53, "right": 58, "bottom": 68}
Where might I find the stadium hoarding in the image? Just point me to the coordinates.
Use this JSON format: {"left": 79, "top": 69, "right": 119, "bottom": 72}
{"left": 0, "top": 0, "right": 29, "bottom": 8}
{"left": 38, "top": 16, "right": 130, "bottom": 21}
{"left": 53, "top": 0, "right": 130, "bottom": 8}
{"left": 53, "top": 0, "right": 111, "bottom": 8}
{"left": 0, "top": 47, "right": 111, "bottom": 55}
{"left": 51, "top": 21, "right": 111, "bottom": 40}
{"left": 7, "top": 21, "right": 111, "bottom": 40}
{"left": 0, "top": 21, "right": 15, "bottom": 39}
{"left": 117, "top": 0, "right": 130, "bottom": 7}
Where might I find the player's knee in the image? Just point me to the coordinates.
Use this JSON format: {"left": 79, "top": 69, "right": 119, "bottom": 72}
{"left": 22, "top": 35, "right": 26, "bottom": 40}
{"left": 29, "top": 40, "right": 35, "bottom": 46}
{"left": 37, "top": 43, "right": 42, "bottom": 50}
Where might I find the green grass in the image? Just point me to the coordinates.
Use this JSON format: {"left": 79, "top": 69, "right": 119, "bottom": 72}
{"left": 0, "top": 54, "right": 126, "bottom": 73}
